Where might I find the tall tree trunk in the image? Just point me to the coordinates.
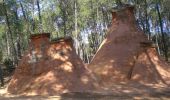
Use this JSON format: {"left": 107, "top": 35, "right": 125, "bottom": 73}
{"left": 74, "top": 0, "right": 79, "bottom": 54}
{"left": 155, "top": 21, "right": 161, "bottom": 55}
{"left": 37, "top": 0, "right": 43, "bottom": 32}
{"left": 156, "top": 3, "right": 168, "bottom": 61}
{"left": 5, "top": 30, "right": 10, "bottom": 57}
{"left": 14, "top": 7, "right": 22, "bottom": 61}
{"left": 20, "top": 1, "right": 30, "bottom": 48}
{"left": 144, "top": 0, "right": 151, "bottom": 40}
{"left": 59, "top": 0, "right": 67, "bottom": 36}
{"left": 90, "top": 0, "right": 98, "bottom": 55}
{"left": 3, "top": 0, "right": 18, "bottom": 65}
{"left": 20, "top": 1, "right": 27, "bottom": 20}
{"left": 32, "top": 0, "right": 36, "bottom": 32}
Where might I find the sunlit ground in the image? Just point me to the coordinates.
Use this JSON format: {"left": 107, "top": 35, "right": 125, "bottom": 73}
{"left": 0, "top": 83, "right": 170, "bottom": 100}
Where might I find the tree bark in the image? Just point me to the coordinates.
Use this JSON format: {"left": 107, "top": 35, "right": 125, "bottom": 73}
{"left": 144, "top": 0, "right": 151, "bottom": 40}
{"left": 156, "top": 3, "right": 168, "bottom": 61}
{"left": 3, "top": 0, "right": 18, "bottom": 65}
{"left": 74, "top": 0, "right": 79, "bottom": 54}
{"left": 36, "top": 0, "right": 43, "bottom": 32}
{"left": 59, "top": 0, "right": 67, "bottom": 36}
{"left": 14, "top": 7, "right": 22, "bottom": 60}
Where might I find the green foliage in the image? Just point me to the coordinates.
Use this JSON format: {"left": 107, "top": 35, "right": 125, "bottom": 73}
{"left": 0, "top": 0, "right": 169, "bottom": 65}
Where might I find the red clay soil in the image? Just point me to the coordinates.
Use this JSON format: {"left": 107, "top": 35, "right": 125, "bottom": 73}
{"left": 7, "top": 33, "right": 97, "bottom": 95}
{"left": 131, "top": 47, "right": 170, "bottom": 84}
{"left": 88, "top": 5, "right": 170, "bottom": 87}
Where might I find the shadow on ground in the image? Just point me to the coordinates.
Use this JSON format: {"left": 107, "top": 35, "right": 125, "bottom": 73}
{"left": 0, "top": 90, "right": 170, "bottom": 100}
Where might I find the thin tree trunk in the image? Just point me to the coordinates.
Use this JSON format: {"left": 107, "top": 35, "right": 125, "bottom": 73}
{"left": 20, "top": 1, "right": 27, "bottom": 20}
{"left": 5, "top": 30, "right": 10, "bottom": 57}
{"left": 156, "top": 3, "right": 168, "bottom": 61}
{"left": 37, "top": 0, "right": 43, "bottom": 32}
{"left": 74, "top": 0, "right": 79, "bottom": 54}
{"left": 155, "top": 21, "right": 161, "bottom": 55}
{"left": 32, "top": 0, "right": 36, "bottom": 32}
{"left": 14, "top": 7, "right": 22, "bottom": 60}
{"left": 144, "top": 0, "right": 151, "bottom": 40}
{"left": 20, "top": 1, "right": 30, "bottom": 53}
{"left": 155, "top": 33, "right": 161, "bottom": 55}
{"left": 59, "top": 0, "right": 67, "bottom": 36}
{"left": 3, "top": 0, "right": 18, "bottom": 65}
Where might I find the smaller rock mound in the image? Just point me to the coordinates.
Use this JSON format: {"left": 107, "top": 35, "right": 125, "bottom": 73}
{"left": 7, "top": 33, "right": 97, "bottom": 95}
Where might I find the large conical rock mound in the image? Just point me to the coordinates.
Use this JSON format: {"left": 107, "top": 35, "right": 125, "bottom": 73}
{"left": 8, "top": 33, "right": 97, "bottom": 95}
{"left": 88, "top": 5, "right": 170, "bottom": 87}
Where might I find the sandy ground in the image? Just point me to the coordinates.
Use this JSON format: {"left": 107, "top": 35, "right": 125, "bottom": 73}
{"left": 0, "top": 76, "right": 169, "bottom": 100}
{"left": 0, "top": 91, "right": 170, "bottom": 100}
{"left": 0, "top": 83, "right": 170, "bottom": 100}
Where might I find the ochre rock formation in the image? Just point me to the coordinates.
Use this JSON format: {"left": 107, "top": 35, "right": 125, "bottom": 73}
{"left": 8, "top": 33, "right": 97, "bottom": 95}
{"left": 88, "top": 6, "right": 170, "bottom": 87}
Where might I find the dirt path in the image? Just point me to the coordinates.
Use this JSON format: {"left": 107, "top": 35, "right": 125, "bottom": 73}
{"left": 1, "top": 77, "right": 170, "bottom": 100}
{"left": 0, "top": 93, "right": 170, "bottom": 100}
{"left": 0, "top": 87, "right": 170, "bottom": 100}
